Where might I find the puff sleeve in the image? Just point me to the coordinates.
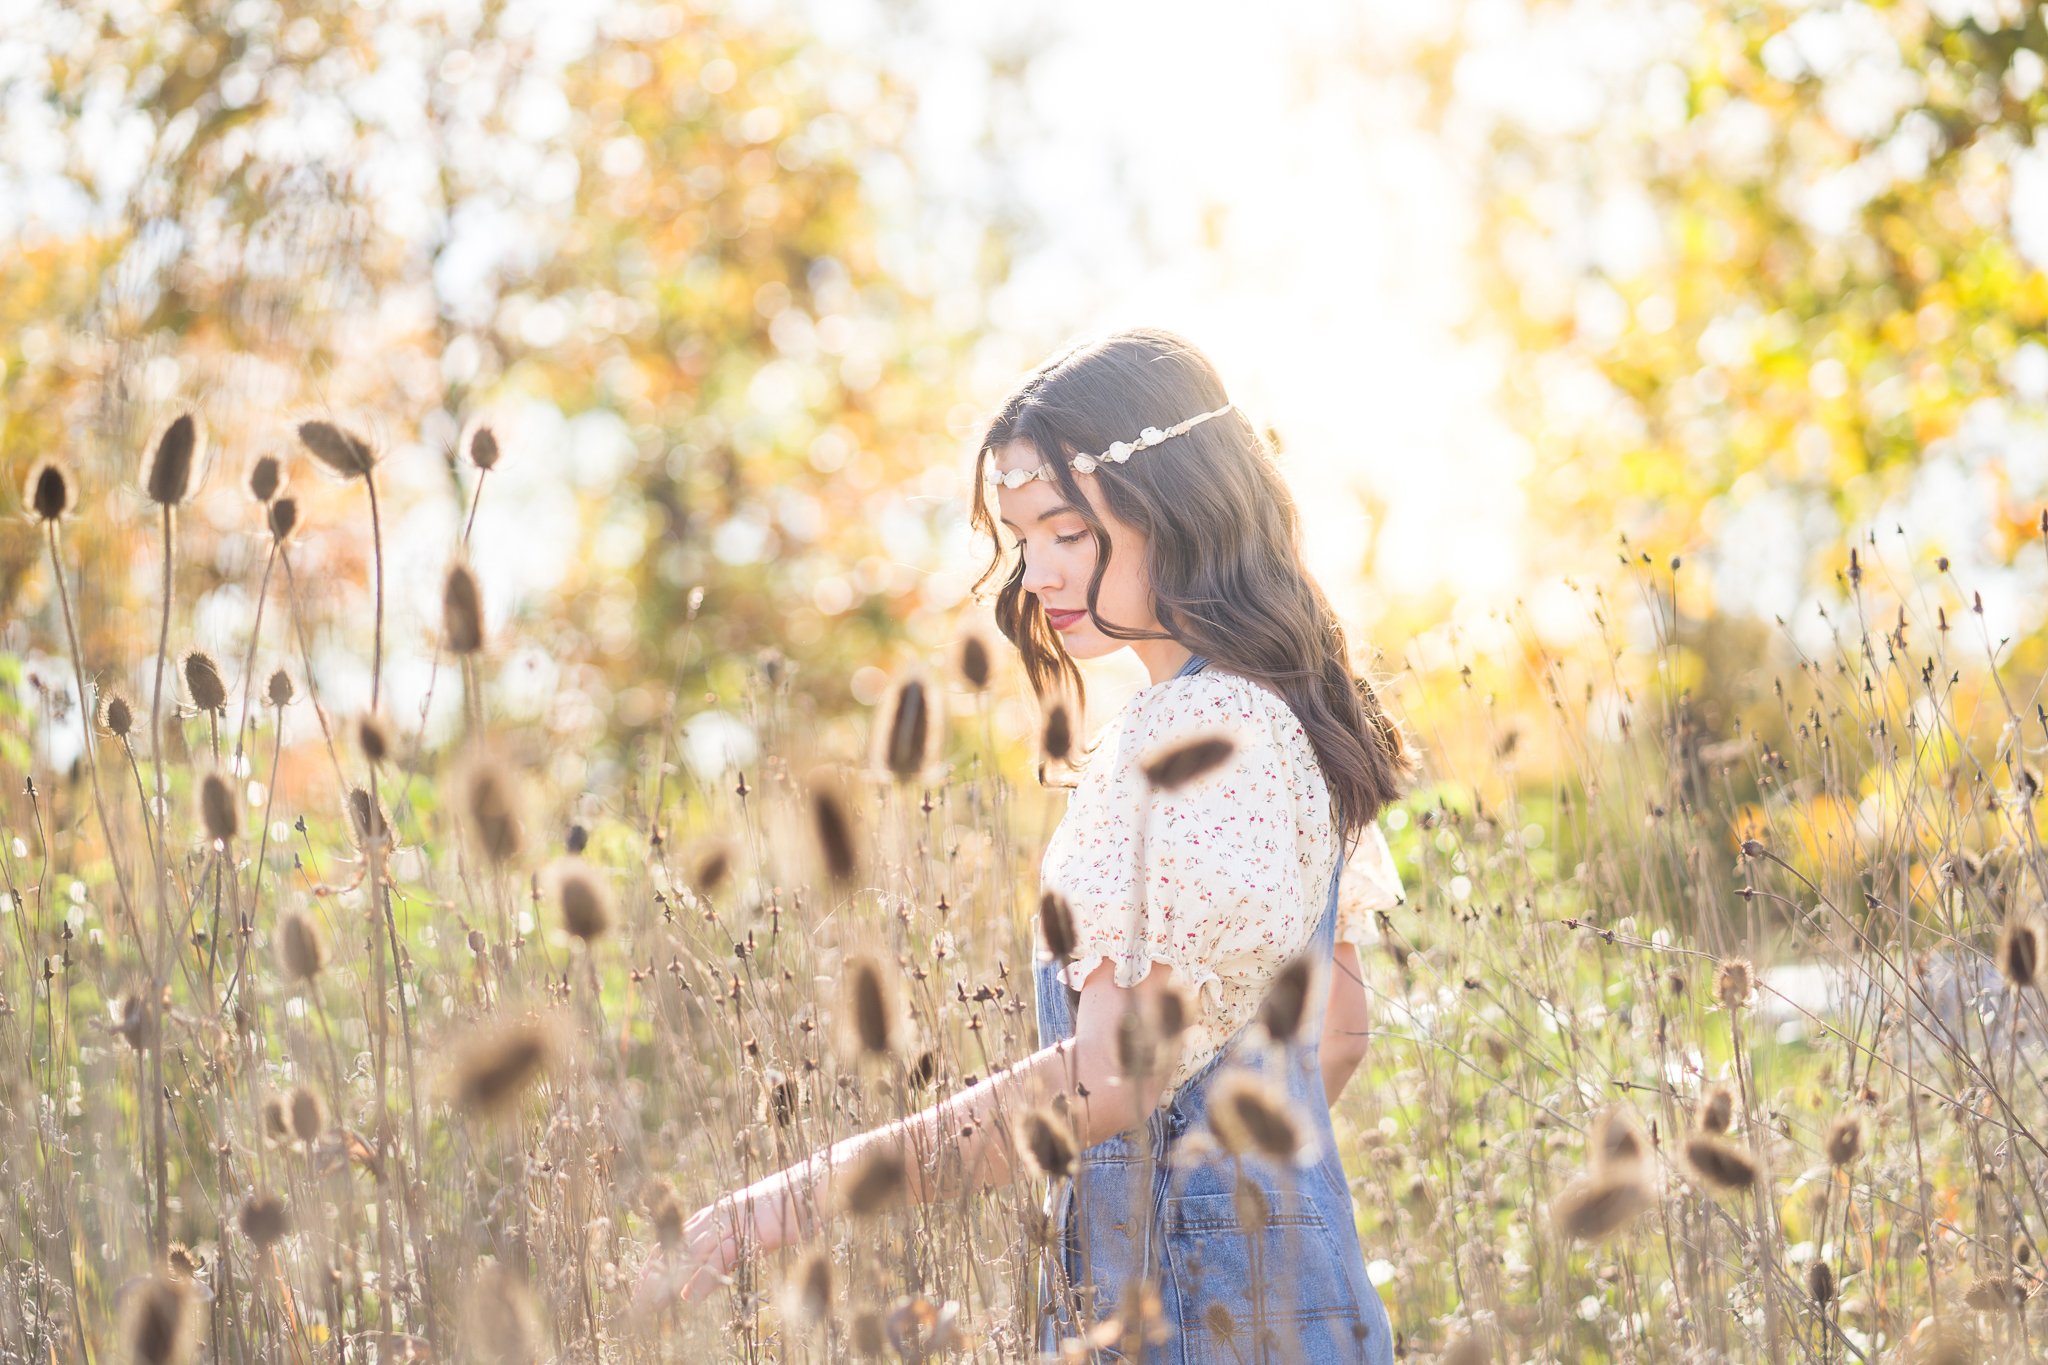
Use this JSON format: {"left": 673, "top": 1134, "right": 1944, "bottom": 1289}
{"left": 1334, "top": 819, "right": 1405, "bottom": 957}
{"left": 1039, "top": 673, "right": 1339, "bottom": 1065}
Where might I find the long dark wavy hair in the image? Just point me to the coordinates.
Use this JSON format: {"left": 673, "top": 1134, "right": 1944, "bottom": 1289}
{"left": 967, "top": 326, "right": 1418, "bottom": 853}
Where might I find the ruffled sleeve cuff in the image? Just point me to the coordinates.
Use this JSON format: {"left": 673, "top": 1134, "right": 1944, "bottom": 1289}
{"left": 1335, "top": 821, "right": 1404, "bottom": 956}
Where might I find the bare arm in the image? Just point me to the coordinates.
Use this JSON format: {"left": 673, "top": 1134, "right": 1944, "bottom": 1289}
{"left": 1320, "top": 941, "right": 1370, "bottom": 1106}
{"left": 638, "top": 957, "right": 1185, "bottom": 1307}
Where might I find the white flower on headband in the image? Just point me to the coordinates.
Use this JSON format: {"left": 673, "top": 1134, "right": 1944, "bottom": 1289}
{"left": 985, "top": 401, "right": 1237, "bottom": 489}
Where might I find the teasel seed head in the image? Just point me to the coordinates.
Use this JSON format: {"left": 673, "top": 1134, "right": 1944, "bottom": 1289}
{"left": 690, "top": 838, "right": 733, "bottom": 897}
{"left": 956, "top": 633, "right": 991, "bottom": 691}
{"left": 1209, "top": 1070, "right": 1305, "bottom": 1163}
{"left": 238, "top": 1190, "right": 289, "bottom": 1249}
{"left": 549, "top": 856, "right": 613, "bottom": 943}
{"left": 1550, "top": 1171, "right": 1652, "bottom": 1242}
{"left": 1016, "top": 1105, "right": 1077, "bottom": 1180}
{"left": 1151, "top": 979, "right": 1193, "bottom": 1044}
{"left": 649, "top": 1186, "right": 686, "bottom": 1252}
{"left": 26, "top": 459, "right": 71, "bottom": 522}
{"left": 198, "top": 770, "right": 238, "bottom": 843}
{"left": 266, "top": 495, "right": 298, "bottom": 541}
{"left": 1592, "top": 1106, "right": 1649, "bottom": 1171}
{"left": 287, "top": 1085, "right": 325, "bottom": 1144}
{"left": 1115, "top": 1004, "right": 1157, "bottom": 1081}
{"left": 1255, "top": 952, "right": 1314, "bottom": 1044}
{"left": 1824, "top": 1112, "right": 1864, "bottom": 1167}
{"left": 1141, "top": 732, "right": 1237, "bottom": 791}
{"left": 1686, "top": 1082, "right": 1732, "bottom": 1134}
{"left": 462, "top": 1261, "right": 543, "bottom": 1363}
{"left": 837, "top": 1141, "right": 908, "bottom": 1216}
{"left": 1204, "top": 1302, "right": 1238, "bottom": 1344}
{"left": 442, "top": 560, "right": 485, "bottom": 655}
{"left": 99, "top": 690, "right": 135, "bottom": 739}
{"left": 164, "top": 1244, "right": 201, "bottom": 1281}
{"left": 266, "top": 669, "right": 293, "bottom": 706}
{"left": 296, "top": 419, "right": 375, "bottom": 478}
{"left": 1808, "top": 1259, "right": 1835, "bottom": 1307}
{"left": 1041, "top": 702, "right": 1071, "bottom": 763}
{"left": 450, "top": 1017, "right": 555, "bottom": 1119}
{"left": 145, "top": 413, "right": 199, "bottom": 506}
{"left": 808, "top": 770, "right": 858, "bottom": 885}
{"left": 1964, "top": 1273, "right": 2019, "bottom": 1312}
{"left": 1715, "top": 957, "right": 1753, "bottom": 1010}
{"left": 779, "top": 1246, "right": 834, "bottom": 1332}
{"left": 122, "top": 1273, "right": 196, "bottom": 1365}
{"left": 2000, "top": 915, "right": 2041, "bottom": 990}
{"left": 1681, "top": 1134, "right": 1759, "bottom": 1192}
{"left": 882, "top": 676, "right": 930, "bottom": 781}
{"left": 461, "top": 756, "right": 524, "bottom": 866}
{"left": 182, "top": 650, "right": 227, "bottom": 713}
{"left": 355, "top": 712, "right": 392, "bottom": 766}
{"left": 274, "top": 910, "right": 327, "bottom": 982}
{"left": 851, "top": 1309, "right": 887, "bottom": 1357}
{"left": 248, "top": 454, "right": 282, "bottom": 503}
{"left": 260, "top": 1093, "right": 292, "bottom": 1146}
{"left": 468, "top": 424, "right": 500, "bottom": 471}
{"left": 1038, "top": 890, "right": 1076, "bottom": 964}
{"left": 346, "top": 785, "right": 391, "bottom": 850}
{"left": 843, "top": 953, "right": 895, "bottom": 1058}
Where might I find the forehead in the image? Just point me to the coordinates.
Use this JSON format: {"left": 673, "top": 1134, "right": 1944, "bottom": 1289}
{"left": 991, "top": 438, "right": 1086, "bottom": 525}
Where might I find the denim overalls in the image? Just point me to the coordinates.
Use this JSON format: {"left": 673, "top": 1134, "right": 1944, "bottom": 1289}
{"left": 1032, "top": 653, "right": 1396, "bottom": 1363}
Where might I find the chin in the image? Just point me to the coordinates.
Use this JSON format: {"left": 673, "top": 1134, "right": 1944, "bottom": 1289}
{"left": 1057, "top": 630, "right": 1117, "bottom": 661}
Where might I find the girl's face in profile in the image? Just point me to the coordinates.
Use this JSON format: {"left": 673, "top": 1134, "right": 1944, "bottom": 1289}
{"left": 992, "top": 438, "right": 1160, "bottom": 662}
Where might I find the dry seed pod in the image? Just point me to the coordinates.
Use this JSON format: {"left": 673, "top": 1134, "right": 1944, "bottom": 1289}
{"left": 1115, "top": 1005, "right": 1157, "bottom": 1081}
{"left": 1681, "top": 1134, "right": 1759, "bottom": 1192}
{"left": 956, "top": 633, "right": 991, "bottom": 691}
{"left": 779, "top": 1247, "right": 834, "bottom": 1332}
{"left": 145, "top": 413, "right": 199, "bottom": 506}
{"left": 690, "top": 838, "right": 733, "bottom": 897}
{"left": 1696, "top": 1083, "right": 1735, "bottom": 1135}
{"left": 550, "top": 857, "right": 613, "bottom": 943}
{"left": 461, "top": 757, "right": 524, "bottom": 866}
{"left": 450, "top": 1018, "right": 554, "bottom": 1118}
{"left": 346, "top": 786, "right": 391, "bottom": 849}
{"left": 1823, "top": 1112, "right": 1864, "bottom": 1167}
{"left": 837, "top": 1142, "right": 908, "bottom": 1216}
{"left": 468, "top": 424, "right": 500, "bottom": 471}
{"left": 27, "top": 460, "right": 71, "bottom": 521}
{"left": 198, "top": 771, "right": 238, "bottom": 843}
{"left": 296, "top": 419, "right": 375, "bottom": 477}
{"left": 260, "top": 1093, "right": 292, "bottom": 1146}
{"left": 1808, "top": 1259, "right": 1835, "bottom": 1307}
{"left": 1715, "top": 957, "right": 1753, "bottom": 1010}
{"left": 1039, "top": 890, "right": 1076, "bottom": 963}
{"left": 122, "top": 1273, "right": 196, "bottom": 1365}
{"left": 1256, "top": 952, "right": 1314, "bottom": 1044}
{"left": 843, "top": 954, "right": 895, "bottom": 1059}
{"left": 1151, "top": 979, "right": 1192, "bottom": 1044}
{"left": 287, "top": 1085, "right": 325, "bottom": 1144}
{"left": 239, "top": 1191, "right": 289, "bottom": 1249}
{"left": 1209, "top": 1070, "right": 1304, "bottom": 1163}
{"left": 1016, "top": 1106, "right": 1077, "bottom": 1180}
{"left": 267, "top": 496, "right": 298, "bottom": 541}
{"left": 182, "top": 651, "right": 227, "bottom": 713}
{"left": 1141, "top": 732, "right": 1236, "bottom": 791}
{"left": 1999, "top": 916, "right": 2041, "bottom": 990}
{"left": 248, "top": 454, "right": 281, "bottom": 503}
{"left": 1591, "top": 1106, "right": 1648, "bottom": 1171}
{"left": 443, "top": 561, "right": 484, "bottom": 655}
{"left": 1551, "top": 1172, "right": 1651, "bottom": 1242}
{"left": 355, "top": 712, "right": 392, "bottom": 765}
{"left": 882, "top": 677, "right": 929, "bottom": 781}
{"left": 1041, "top": 702, "right": 1071, "bottom": 763}
{"left": 100, "top": 690, "right": 135, "bottom": 738}
{"left": 274, "top": 910, "right": 327, "bottom": 982}
{"left": 808, "top": 771, "right": 858, "bottom": 885}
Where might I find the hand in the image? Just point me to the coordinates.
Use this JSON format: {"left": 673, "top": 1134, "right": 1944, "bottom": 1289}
{"left": 629, "top": 1198, "right": 744, "bottom": 1320}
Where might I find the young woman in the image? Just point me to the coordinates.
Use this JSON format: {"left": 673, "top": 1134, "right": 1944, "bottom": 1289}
{"left": 636, "top": 327, "right": 1418, "bottom": 1361}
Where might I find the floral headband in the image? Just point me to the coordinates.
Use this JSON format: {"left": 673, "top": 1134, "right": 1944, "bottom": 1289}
{"left": 984, "top": 400, "right": 1239, "bottom": 490}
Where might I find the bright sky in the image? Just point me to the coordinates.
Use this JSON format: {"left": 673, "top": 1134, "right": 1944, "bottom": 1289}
{"left": 799, "top": 0, "right": 1536, "bottom": 635}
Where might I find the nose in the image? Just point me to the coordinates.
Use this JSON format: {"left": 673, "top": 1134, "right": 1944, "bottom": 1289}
{"left": 1019, "top": 548, "right": 1060, "bottom": 600}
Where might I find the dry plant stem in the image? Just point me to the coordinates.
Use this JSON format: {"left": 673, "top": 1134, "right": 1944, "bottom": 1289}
{"left": 367, "top": 470, "right": 385, "bottom": 711}
{"left": 41, "top": 519, "right": 146, "bottom": 950}
{"left": 146, "top": 500, "right": 175, "bottom": 1260}
{"left": 232, "top": 538, "right": 280, "bottom": 766}
{"left": 278, "top": 548, "right": 350, "bottom": 792}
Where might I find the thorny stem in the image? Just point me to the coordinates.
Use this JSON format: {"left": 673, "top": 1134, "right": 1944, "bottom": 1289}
{"left": 146, "top": 501, "right": 174, "bottom": 1261}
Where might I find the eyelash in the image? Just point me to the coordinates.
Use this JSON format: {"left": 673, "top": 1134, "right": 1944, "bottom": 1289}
{"left": 1052, "top": 532, "right": 1086, "bottom": 545}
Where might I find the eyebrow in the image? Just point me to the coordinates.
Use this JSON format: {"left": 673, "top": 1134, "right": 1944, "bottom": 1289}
{"left": 997, "top": 504, "right": 1079, "bottom": 531}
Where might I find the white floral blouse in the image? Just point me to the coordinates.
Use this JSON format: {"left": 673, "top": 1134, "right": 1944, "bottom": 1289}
{"left": 1039, "top": 668, "right": 1406, "bottom": 1098}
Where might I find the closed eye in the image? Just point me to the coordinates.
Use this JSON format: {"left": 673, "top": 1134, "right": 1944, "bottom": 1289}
{"left": 1053, "top": 532, "right": 1087, "bottom": 545}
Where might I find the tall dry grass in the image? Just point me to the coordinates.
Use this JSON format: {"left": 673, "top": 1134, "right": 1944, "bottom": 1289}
{"left": 5, "top": 416, "right": 2048, "bottom": 1364}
